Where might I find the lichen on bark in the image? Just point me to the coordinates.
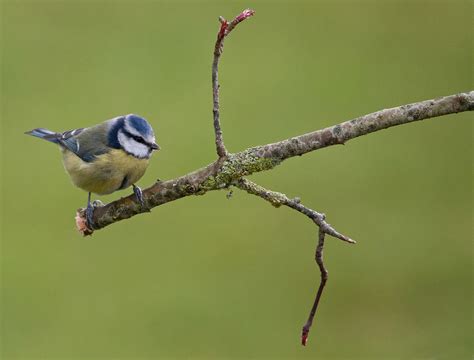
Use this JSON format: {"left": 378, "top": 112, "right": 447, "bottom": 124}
{"left": 199, "top": 149, "right": 281, "bottom": 192}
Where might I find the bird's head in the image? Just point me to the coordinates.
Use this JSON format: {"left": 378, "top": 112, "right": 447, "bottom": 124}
{"left": 114, "top": 114, "right": 160, "bottom": 159}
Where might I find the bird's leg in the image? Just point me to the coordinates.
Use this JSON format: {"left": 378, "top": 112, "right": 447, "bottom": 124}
{"left": 85, "top": 192, "right": 95, "bottom": 229}
{"left": 133, "top": 184, "right": 145, "bottom": 207}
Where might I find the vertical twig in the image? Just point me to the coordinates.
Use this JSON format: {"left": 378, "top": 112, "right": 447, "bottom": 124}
{"left": 212, "top": 9, "right": 255, "bottom": 158}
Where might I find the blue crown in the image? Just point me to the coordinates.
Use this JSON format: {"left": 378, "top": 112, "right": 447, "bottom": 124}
{"left": 125, "top": 114, "right": 153, "bottom": 137}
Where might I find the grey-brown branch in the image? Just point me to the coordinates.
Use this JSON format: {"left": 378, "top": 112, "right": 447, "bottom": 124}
{"left": 74, "top": 8, "right": 474, "bottom": 347}
{"left": 82, "top": 90, "right": 474, "bottom": 232}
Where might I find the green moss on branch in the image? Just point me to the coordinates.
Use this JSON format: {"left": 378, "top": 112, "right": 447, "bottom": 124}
{"left": 199, "top": 149, "right": 281, "bottom": 192}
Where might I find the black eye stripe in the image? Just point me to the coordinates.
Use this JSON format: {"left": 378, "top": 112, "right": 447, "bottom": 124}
{"left": 122, "top": 129, "right": 152, "bottom": 148}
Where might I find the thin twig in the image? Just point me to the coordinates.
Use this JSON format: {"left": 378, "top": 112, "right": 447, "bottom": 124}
{"left": 233, "top": 178, "right": 355, "bottom": 244}
{"left": 212, "top": 9, "right": 255, "bottom": 158}
{"left": 302, "top": 227, "right": 328, "bottom": 346}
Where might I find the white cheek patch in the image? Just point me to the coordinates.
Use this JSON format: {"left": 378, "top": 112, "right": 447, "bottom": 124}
{"left": 118, "top": 131, "right": 150, "bottom": 158}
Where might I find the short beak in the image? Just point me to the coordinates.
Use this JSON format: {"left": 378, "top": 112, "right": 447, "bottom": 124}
{"left": 151, "top": 143, "right": 160, "bottom": 150}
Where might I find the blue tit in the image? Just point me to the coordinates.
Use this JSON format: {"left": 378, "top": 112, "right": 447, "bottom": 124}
{"left": 25, "top": 114, "right": 160, "bottom": 228}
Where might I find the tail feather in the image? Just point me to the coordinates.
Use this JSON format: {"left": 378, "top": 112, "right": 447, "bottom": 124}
{"left": 25, "top": 128, "right": 60, "bottom": 144}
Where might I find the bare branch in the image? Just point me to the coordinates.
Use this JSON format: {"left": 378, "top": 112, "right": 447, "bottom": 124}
{"left": 212, "top": 9, "right": 255, "bottom": 158}
{"left": 253, "top": 91, "right": 474, "bottom": 161}
{"left": 80, "top": 91, "right": 473, "bottom": 234}
{"left": 76, "top": 12, "right": 473, "bottom": 239}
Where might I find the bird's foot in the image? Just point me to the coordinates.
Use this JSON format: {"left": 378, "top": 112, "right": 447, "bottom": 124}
{"left": 133, "top": 184, "right": 145, "bottom": 207}
{"left": 76, "top": 193, "right": 104, "bottom": 236}
{"left": 85, "top": 201, "right": 96, "bottom": 230}
{"left": 84, "top": 199, "right": 105, "bottom": 231}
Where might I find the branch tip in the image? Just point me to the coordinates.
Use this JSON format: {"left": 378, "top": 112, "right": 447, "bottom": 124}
{"left": 235, "top": 9, "right": 255, "bottom": 23}
{"left": 75, "top": 209, "right": 93, "bottom": 236}
{"left": 301, "top": 328, "right": 309, "bottom": 346}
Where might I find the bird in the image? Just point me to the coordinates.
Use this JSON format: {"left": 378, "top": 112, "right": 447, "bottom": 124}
{"left": 25, "top": 114, "right": 160, "bottom": 229}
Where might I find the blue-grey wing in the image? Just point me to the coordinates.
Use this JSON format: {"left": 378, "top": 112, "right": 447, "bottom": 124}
{"left": 58, "top": 128, "right": 83, "bottom": 155}
{"left": 59, "top": 124, "right": 110, "bottom": 162}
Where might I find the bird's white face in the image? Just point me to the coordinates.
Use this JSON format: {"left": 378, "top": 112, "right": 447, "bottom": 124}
{"left": 117, "top": 129, "right": 153, "bottom": 158}
{"left": 117, "top": 116, "right": 159, "bottom": 159}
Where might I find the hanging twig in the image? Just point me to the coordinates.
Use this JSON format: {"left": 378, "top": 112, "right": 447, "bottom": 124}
{"left": 301, "top": 227, "right": 328, "bottom": 346}
{"left": 232, "top": 178, "right": 353, "bottom": 345}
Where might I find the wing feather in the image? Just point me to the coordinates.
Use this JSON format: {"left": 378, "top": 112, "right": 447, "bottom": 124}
{"left": 59, "top": 123, "right": 111, "bottom": 162}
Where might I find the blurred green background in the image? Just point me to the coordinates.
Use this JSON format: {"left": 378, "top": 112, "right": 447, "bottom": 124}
{"left": 1, "top": 0, "right": 472, "bottom": 359}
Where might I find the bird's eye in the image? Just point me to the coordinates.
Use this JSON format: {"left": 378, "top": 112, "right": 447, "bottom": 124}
{"left": 123, "top": 129, "right": 153, "bottom": 149}
{"left": 129, "top": 133, "right": 147, "bottom": 145}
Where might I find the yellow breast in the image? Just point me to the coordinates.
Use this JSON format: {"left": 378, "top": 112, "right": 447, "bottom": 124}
{"left": 62, "top": 149, "right": 149, "bottom": 195}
